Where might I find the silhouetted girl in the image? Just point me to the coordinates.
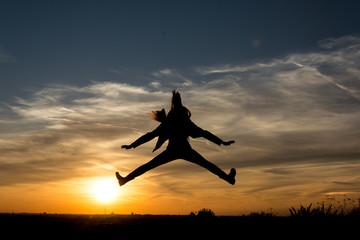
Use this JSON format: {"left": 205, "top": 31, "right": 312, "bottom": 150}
{"left": 116, "top": 91, "right": 236, "bottom": 186}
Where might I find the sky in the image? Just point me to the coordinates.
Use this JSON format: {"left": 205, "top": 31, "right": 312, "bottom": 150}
{"left": 1, "top": 0, "right": 360, "bottom": 215}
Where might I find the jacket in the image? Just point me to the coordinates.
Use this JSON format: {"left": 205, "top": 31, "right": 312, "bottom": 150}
{"left": 130, "top": 120, "right": 223, "bottom": 152}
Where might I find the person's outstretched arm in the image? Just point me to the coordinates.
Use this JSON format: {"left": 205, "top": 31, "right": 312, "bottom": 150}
{"left": 122, "top": 125, "right": 161, "bottom": 150}
{"left": 189, "top": 121, "right": 235, "bottom": 146}
{"left": 202, "top": 129, "right": 235, "bottom": 146}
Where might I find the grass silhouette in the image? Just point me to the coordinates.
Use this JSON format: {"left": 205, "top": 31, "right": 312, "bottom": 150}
{"left": 289, "top": 196, "right": 360, "bottom": 217}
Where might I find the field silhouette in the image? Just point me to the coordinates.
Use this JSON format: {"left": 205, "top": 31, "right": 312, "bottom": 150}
{"left": 2, "top": 206, "right": 359, "bottom": 239}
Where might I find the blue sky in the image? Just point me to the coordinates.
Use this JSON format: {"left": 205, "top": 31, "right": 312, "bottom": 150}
{"left": 1, "top": 0, "right": 360, "bottom": 100}
{"left": 1, "top": 0, "right": 360, "bottom": 214}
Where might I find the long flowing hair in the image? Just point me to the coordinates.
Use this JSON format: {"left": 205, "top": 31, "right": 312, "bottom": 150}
{"left": 148, "top": 90, "right": 191, "bottom": 122}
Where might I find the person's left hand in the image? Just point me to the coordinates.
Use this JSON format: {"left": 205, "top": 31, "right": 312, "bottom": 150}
{"left": 222, "top": 140, "right": 235, "bottom": 146}
{"left": 121, "top": 145, "right": 133, "bottom": 150}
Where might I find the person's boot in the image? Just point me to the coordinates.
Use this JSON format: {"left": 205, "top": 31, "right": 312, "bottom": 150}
{"left": 227, "top": 168, "right": 236, "bottom": 185}
{"left": 115, "top": 172, "right": 127, "bottom": 187}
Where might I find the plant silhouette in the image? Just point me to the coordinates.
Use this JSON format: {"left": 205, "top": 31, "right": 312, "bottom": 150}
{"left": 116, "top": 91, "right": 236, "bottom": 186}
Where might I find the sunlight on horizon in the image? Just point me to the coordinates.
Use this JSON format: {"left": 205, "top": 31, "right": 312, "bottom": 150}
{"left": 91, "top": 177, "right": 120, "bottom": 203}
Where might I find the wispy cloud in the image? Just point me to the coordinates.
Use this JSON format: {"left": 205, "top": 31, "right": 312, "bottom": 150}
{"left": 0, "top": 48, "right": 15, "bottom": 63}
{"left": 151, "top": 68, "right": 194, "bottom": 89}
{"left": 1, "top": 35, "right": 360, "bottom": 212}
{"left": 1, "top": 83, "right": 171, "bottom": 188}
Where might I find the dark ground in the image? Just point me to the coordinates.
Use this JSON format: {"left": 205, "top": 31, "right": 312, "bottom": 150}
{"left": 1, "top": 213, "right": 359, "bottom": 239}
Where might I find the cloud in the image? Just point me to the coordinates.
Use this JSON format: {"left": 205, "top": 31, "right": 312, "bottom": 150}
{"left": 1, "top": 83, "right": 170, "bottom": 186}
{"left": 10, "top": 82, "right": 167, "bottom": 126}
{"left": 1, "top": 35, "right": 360, "bottom": 209}
{"left": 189, "top": 35, "right": 360, "bottom": 202}
{"left": 0, "top": 48, "right": 15, "bottom": 63}
{"left": 317, "top": 35, "right": 360, "bottom": 49}
{"left": 151, "top": 68, "right": 194, "bottom": 88}
{"left": 152, "top": 68, "right": 174, "bottom": 77}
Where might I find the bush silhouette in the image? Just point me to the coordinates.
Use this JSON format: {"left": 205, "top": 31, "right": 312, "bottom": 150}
{"left": 196, "top": 208, "right": 216, "bottom": 217}
{"left": 189, "top": 208, "right": 216, "bottom": 217}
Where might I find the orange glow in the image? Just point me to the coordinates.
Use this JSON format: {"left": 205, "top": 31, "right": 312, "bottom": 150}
{"left": 91, "top": 177, "right": 119, "bottom": 203}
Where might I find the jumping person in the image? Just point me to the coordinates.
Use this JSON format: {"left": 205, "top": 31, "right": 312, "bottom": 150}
{"left": 116, "top": 91, "right": 236, "bottom": 186}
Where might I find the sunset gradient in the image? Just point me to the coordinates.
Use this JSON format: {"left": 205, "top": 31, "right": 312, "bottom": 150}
{"left": 1, "top": 1, "right": 360, "bottom": 215}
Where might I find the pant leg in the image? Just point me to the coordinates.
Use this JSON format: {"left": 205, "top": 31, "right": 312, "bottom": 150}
{"left": 183, "top": 149, "right": 229, "bottom": 181}
{"left": 125, "top": 150, "right": 176, "bottom": 182}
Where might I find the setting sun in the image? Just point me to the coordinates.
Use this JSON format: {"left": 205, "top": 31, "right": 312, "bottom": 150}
{"left": 92, "top": 178, "right": 119, "bottom": 203}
